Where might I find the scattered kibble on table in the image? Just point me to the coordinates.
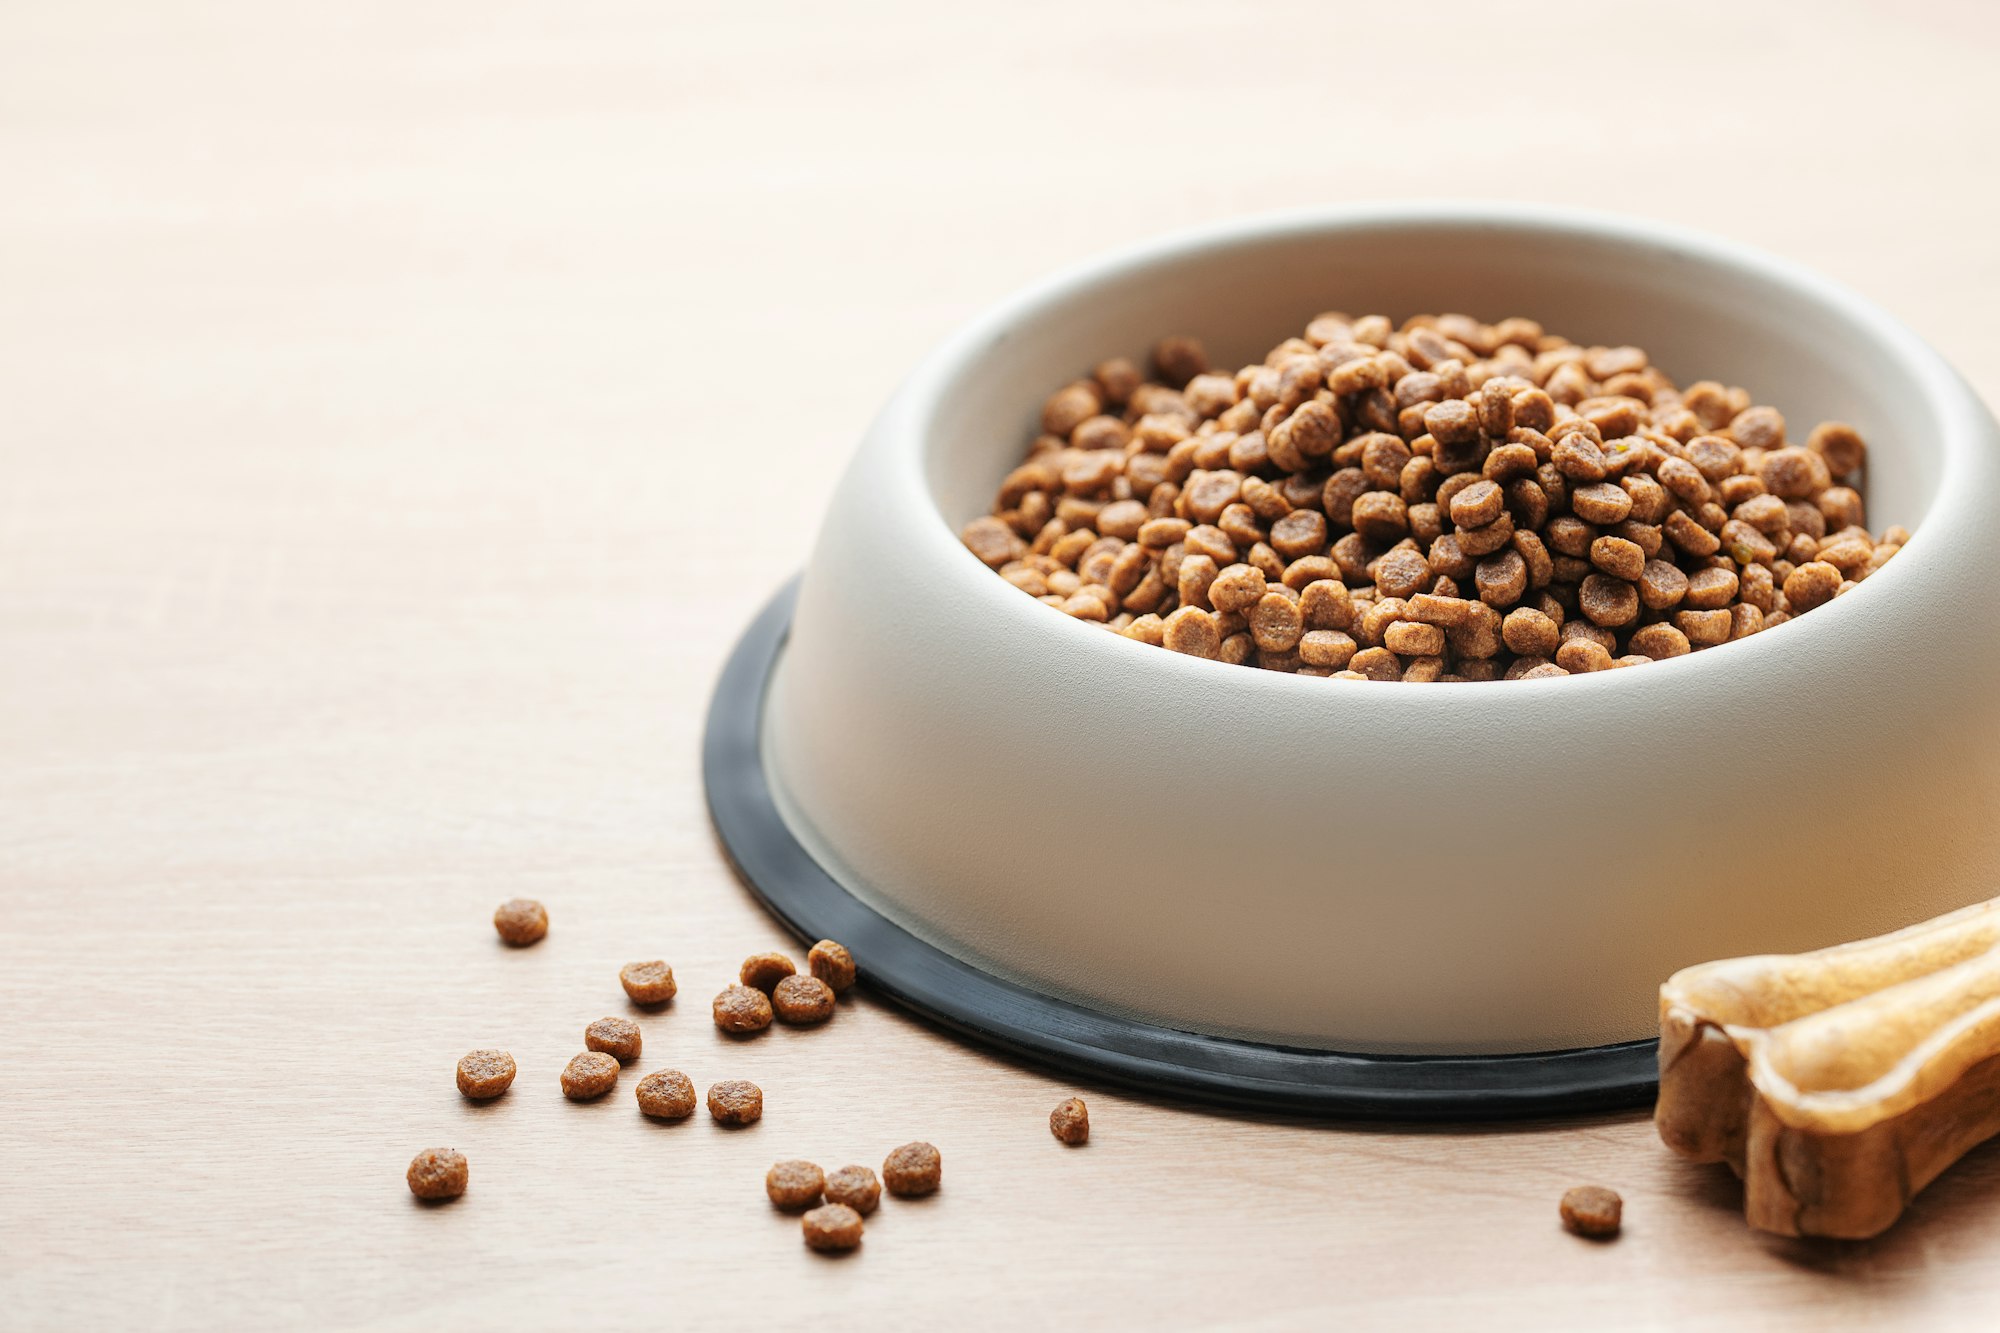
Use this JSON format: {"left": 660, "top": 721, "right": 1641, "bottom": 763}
{"left": 740, "top": 952, "right": 797, "bottom": 993}
{"left": 807, "top": 939, "right": 857, "bottom": 993}
{"left": 635, "top": 1069, "right": 698, "bottom": 1120}
{"left": 491, "top": 898, "right": 548, "bottom": 946}
{"left": 707, "top": 1079, "right": 764, "bottom": 1126}
{"left": 713, "top": 984, "right": 774, "bottom": 1034}
{"left": 619, "top": 959, "right": 677, "bottom": 1005}
{"left": 585, "top": 1016, "right": 642, "bottom": 1063}
{"left": 560, "top": 1051, "right": 620, "bottom": 1102}
{"left": 802, "top": 1202, "right": 864, "bottom": 1253}
{"left": 772, "top": 974, "right": 836, "bottom": 1025}
{"left": 406, "top": 1148, "right": 468, "bottom": 1201}
{"left": 454, "top": 1049, "right": 517, "bottom": 1101}
{"left": 1049, "top": 1097, "right": 1089, "bottom": 1144}
{"left": 766, "top": 1160, "right": 826, "bottom": 1211}
{"left": 824, "top": 1165, "right": 881, "bottom": 1215}
{"left": 883, "top": 1141, "right": 942, "bottom": 1197}
{"left": 1561, "top": 1185, "right": 1623, "bottom": 1239}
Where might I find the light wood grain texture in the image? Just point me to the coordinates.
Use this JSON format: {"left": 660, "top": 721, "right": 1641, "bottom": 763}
{"left": 4, "top": 2, "right": 2000, "bottom": 1329}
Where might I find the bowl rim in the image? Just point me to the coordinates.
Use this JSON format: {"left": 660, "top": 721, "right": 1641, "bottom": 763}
{"left": 860, "top": 200, "right": 1992, "bottom": 698}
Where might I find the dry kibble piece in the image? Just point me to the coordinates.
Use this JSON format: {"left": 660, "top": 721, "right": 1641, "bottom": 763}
{"left": 713, "top": 984, "right": 775, "bottom": 1034}
{"left": 961, "top": 515, "right": 1026, "bottom": 569}
{"left": 884, "top": 1141, "right": 943, "bottom": 1197}
{"left": 1249, "top": 592, "right": 1305, "bottom": 653}
{"left": 620, "top": 960, "right": 678, "bottom": 1006}
{"left": 586, "top": 1016, "right": 642, "bottom": 1063}
{"left": 740, "top": 952, "right": 797, "bottom": 993}
{"left": 1162, "top": 606, "right": 1222, "bottom": 659}
{"left": 707, "top": 1078, "right": 764, "bottom": 1126}
{"left": 635, "top": 1069, "right": 698, "bottom": 1120}
{"left": 1042, "top": 381, "right": 1102, "bottom": 437}
{"left": 406, "top": 1148, "right": 468, "bottom": 1201}
{"left": 1050, "top": 1097, "right": 1090, "bottom": 1145}
{"left": 1560, "top": 1185, "right": 1623, "bottom": 1240}
{"left": 824, "top": 1166, "right": 882, "bottom": 1215}
{"left": 1784, "top": 560, "right": 1843, "bottom": 612}
{"left": 772, "top": 973, "right": 836, "bottom": 1025}
{"left": 492, "top": 898, "right": 548, "bottom": 947}
{"left": 455, "top": 1049, "right": 517, "bottom": 1100}
{"left": 1570, "top": 482, "right": 1634, "bottom": 525}
{"left": 802, "top": 1203, "right": 864, "bottom": 1254}
{"left": 1807, "top": 421, "right": 1866, "bottom": 479}
{"left": 807, "top": 939, "right": 857, "bottom": 993}
{"left": 766, "top": 1160, "right": 827, "bottom": 1211}
{"left": 1154, "top": 336, "right": 1208, "bottom": 387}
{"left": 1385, "top": 621, "right": 1445, "bottom": 656}
{"left": 1298, "top": 630, "right": 1358, "bottom": 670}
{"left": 1759, "top": 446, "right": 1830, "bottom": 500}
{"left": 1447, "top": 479, "right": 1505, "bottom": 529}
{"left": 1578, "top": 575, "right": 1639, "bottom": 628}
{"left": 1501, "top": 608, "right": 1559, "bottom": 657}
{"left": 561, "top": 1051, "right": 620, "bottom": 1102}
{"left": 1208, "top": 563, "right": 1268, "bottom": 614}
{"left": 1628, "top": 623, "right": 1692, "bottom": 659}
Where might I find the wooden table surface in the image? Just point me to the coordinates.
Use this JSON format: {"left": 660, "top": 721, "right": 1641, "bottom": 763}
{"left": 6, "top": 2, "right": 2000, "bottom": 1328}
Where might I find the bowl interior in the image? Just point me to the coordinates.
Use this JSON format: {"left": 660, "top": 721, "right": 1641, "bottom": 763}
{"left": 921, "top": 210, "right": 1942, "bottom": 545}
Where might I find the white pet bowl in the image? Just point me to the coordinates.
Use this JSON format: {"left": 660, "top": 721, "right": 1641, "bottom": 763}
{"left": 711, "top": 203, "right": 2000, "bottom": 1113}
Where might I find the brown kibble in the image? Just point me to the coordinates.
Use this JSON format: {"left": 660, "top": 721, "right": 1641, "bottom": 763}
{"left": 1162, "top": 606, "right": 1221, "bottom": 659}
{"left": 961, "top": 515, "right": 1026, "bottom": 569}
{"left": 635, "top": 1069, "right": 698, "bottom": 1120}
{"left": 1578, "top": 574, "right": 1639, "bottom": 628}
{"left": 455, "top": 1050, "right": 516, "bottom": 1101}
{"left": 492, "top": 898, "right": 548, "bottom": 947}
{"left": 407, "top": 1148, "right": 468, "bottom": 1201}
{"left": 1569, "top": 482, "right": 1634, "bottom": 525}
{"left": 981, "top": 314, "right": 1907, "bottom": 681}
{"left": 824, "top": 1166, "right": 882, "bottom": 1215}
{"left": 884, "top": 1141, "right": 943, "bottom": 1197}
{"left": 740, "top": 952, "right": 797, "bottom": 993}
{"left": 1384, "top": 621, "right": 1445, "bottom": 656}
{"left": 1560, "top": 1185, "right": 1623, "bottom": 1240}
{"left": 1807, "top": 421, "right": 1866, "bottom": 479}
{"left": 1730, "top": 405, "right": 1785, "bottom": 450}
{"left": 1448, "top": 479, "right": 1504, "bottom": 529}
{"left": 586, "top": 1016, "right": 642, "bottom": 1063}
{"left": 1153, "top": 336, "right": 1209, "bottom": 387}
{"left": 1589, "top": 536, "right": 1645, "bottom": 581}
{"left": 802, "top": 1203, "right": 864, "bottom": 1253}
{"left": 1298, "top": 630, "right": 1358, "bottom": 670}
{"left": 772, "top": 973, "right": 836, "bottom": 1025}
{"left": 807, "top": 939, "right": 857, "bottom": 993}
{"left": 713, "top": 984, "right": 775, "bottom": 1035}
{"left": 1784, "top": 560, "right": 1842, "bottom": 612}
{"left": 766, "top": 1160, "right": 826, "bottom": 1211}
{"left": 561, "top": 1051, "right": 620, "bottom": 1102}
{"left": 1050, "top": 1097, "right": 1090, "bottom": 1145}
{"left": 1758, "top": 447, "right": 1830, "bottom": 500}
{"left": 707, "top": 1078, "right": 764, "bottom": 1126}
{"left": 1249, "top": 592, "right": 1305, "bottom": 653}
{"left": 620, "top": 960, "right": 678, "bottom": 1006}
{"left": 1629, "top": 623, "right": 1692, "bottom": 659}
{"left": 1501, "top": 607, "right": 1559, "bottom": 657}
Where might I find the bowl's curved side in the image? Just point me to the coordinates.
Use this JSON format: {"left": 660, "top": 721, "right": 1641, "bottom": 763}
{"left": 766, "top": 206, "right": 2000, "bottom": 1054}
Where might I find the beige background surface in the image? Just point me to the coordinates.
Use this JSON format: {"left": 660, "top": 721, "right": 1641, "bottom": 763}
{"left": 5, "top": 2, "right": 2000, "bottom": 1329}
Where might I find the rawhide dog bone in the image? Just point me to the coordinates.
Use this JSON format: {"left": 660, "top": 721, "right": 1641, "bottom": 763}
{"left": 1657, "top": 896, "right": 2000, "bottom": 1238}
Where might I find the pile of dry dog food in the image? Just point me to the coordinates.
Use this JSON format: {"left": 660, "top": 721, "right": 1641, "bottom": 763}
{"left": 406, "top": 898, "right": 1089, "bottom": 1254}
{"left": 962, "top": 315, "right": 1907, "bottom": 680}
